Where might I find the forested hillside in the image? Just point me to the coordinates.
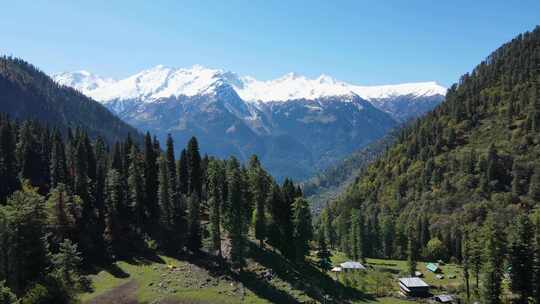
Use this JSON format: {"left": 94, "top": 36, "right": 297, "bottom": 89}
{"left": 303, "top": 131, "right": 397, "bottom": 213}
{"left": 0, "top": 115, "right": 318, "bottom": 302}
{"left": 0, "top": 57, "right": 141, "bottom": 143}
{"left": 319, "top": 26, "right": 540, "bottom": 301}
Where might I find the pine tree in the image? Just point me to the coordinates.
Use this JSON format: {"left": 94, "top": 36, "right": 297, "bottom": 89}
{"left": 177, "top": 149, "right": 188, "bottom": 195}
{"left": 128, "top": 147, "right": 144, "bottom": 234}
{"left": 485, "top": 144, "right": 498, "bottom": 191}
{"left": 529, "top": 167, "right": 540, "bottom": 202}
{"left": 104, "top": 169, "right": 124, "bottom": 257}
{"left": 143, "top": 132, "right": 159, "bottom": 232}
{"left": 157, "top": 156, "right": 171, "bottom": 239}
{"left": 165, "top": 135, "right": 178, "bottom": 219}
{"left": 93, "top": 136, "right": 108, "bottom": 260}
{"left": 321, "top": 207, "right": 337, "bottom": 249}
{"left": 349, "top": 210, "right": 361, "bottom": 261}
{"left": 186, "top": 137, "right": 202, "bottom": 198}
{"left": 248, "top": 156, "right": 268, "bottom": 248}
{"left": 265, "top": 183, "right": 283, "bottom": 251}
{"left": 462, "top": 228, "right": 471, "bottom": 302}
{"left": 511, "top": 161, "right": 528, "bottom": 196}
{"left": 531, "top": 208, "right": 540, "bottom": 304}
{"left": 49, "top": 130, "right": 67, "bottom": 189}
{"left": 226, "top": 157, "right": 247, "bottom": 268}
{"left": 0, "top": 280, "right": 16, "bottom": 304}
{"left": 45, "top": 184, "right": 82, "bottom": 246}
{"left": 49, "top": 239, "right": 87, "bottom": 298}
{"left": 381, "top": 215, "right": 394, "bottom": 259}
{"left": 3, "top": 187, "right": 48, "bottom": 294}
{"left": 508, "top": 214, "right": 534, "bottom": 304}
{"left": 337, "top": 214, "right": 351, "bottom": 258}
{"left": 16, "top": 122, "right": 42, "bottom": 188}
{"left": 481, "top": 216, "right": 505, "bottom": 304}
{"left": 186, "top": 193, "right": 201, "bottom": 253}
{"left": 0, "top": 121, "right": 19, "bottom": 203}
{"left": 207, "top": 160, "right": 223, "bottom": 257}
{"left": 469, "top": 227, "right": 483, "bottom": 291}
{"left": 292, "top": 197, "right": 313, "bottom": 262}
{"left": 317, "top": 227, "right": 332, "bottom": 271}
{"left": 407, "top": 232, "right": 418, "bottom": 277}
{"left": 0, "top": 207, "right": 13, "bottom": 289}
{"left": 279, "top": 179, "right": 296, "bottom": 259}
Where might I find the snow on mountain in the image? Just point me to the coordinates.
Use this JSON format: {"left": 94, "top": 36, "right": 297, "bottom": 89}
{"left": 52, "top": 65, "right": 444, "bottom": 180}
{"left": 351, "top": 81, "right": 447, "bottom": 100}
{"left": 235, "top": 73, "right": 355, "bottom": 102}
{"left": 54, "top": 70, "right": 114, "bottom": 96}
{"left": 53, "top": 65, "right": 446, "bottom": 104}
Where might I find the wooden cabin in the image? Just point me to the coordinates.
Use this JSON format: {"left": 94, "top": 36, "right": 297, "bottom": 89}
{"left": 340, "top": 261, "right": 367, "bottom": 272}
{"left": 399, "top": 277, "right": 430, "bottom": 297}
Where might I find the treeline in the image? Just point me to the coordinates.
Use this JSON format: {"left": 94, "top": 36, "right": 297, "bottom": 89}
{"left": 0, "top": 115, "right": 313, "bottom": 302}
{"left": 458, "top": 212, "right": 540, "bottom": 303}
{"left": 318, "top": 26, "right": 540, "bottom": 303}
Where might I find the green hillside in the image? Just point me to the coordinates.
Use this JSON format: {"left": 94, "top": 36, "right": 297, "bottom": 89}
{"left": 0, "top": 56, "right": 141, "bottom": 144}
{"left": 319, "top": 26, "right": 540, "bottom": 298}
{"left": 303, "top": 131, "right": 397, "bottom": 214}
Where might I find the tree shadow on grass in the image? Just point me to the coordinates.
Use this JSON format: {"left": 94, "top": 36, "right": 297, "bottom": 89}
{"left": 246, "top": 242, "right": 375, "bottom": 303}
{"left": 182, "top": 251, "right": 301, "bottom": 304}
{"left": 85, "top": 249, "right": 166, "bottom": 279}
{"left": 182, "top": 244, "right": 376, "bottom": 303}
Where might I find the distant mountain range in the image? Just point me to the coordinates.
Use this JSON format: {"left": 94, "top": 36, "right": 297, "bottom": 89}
{"left": 54, "top": 65, "right": 446, "bottom": 180}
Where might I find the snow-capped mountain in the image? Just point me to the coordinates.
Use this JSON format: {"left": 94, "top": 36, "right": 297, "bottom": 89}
{"left": 54, "top": 65, "right": 445, "bottom": 112}
{"left": 54, "top": 66, "right": 445, "bottom": 180}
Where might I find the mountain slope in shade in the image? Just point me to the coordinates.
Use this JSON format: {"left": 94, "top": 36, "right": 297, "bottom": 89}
{"left": 0, "top": 57, "right": 141, "bottom": 144}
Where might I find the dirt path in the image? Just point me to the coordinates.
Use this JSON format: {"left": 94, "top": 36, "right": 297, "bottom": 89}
{"left": 86, "top": 280, "right": 139, "bottom": 304}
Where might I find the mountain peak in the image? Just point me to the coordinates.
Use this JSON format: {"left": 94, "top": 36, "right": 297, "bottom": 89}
{"left": 52, "top": 66, "right": 446, "bottom": 104}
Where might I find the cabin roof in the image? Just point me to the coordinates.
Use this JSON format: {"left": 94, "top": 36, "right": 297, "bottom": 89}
{"left": 435, "top": 294, "right": 454, "bottom": 302}
{"left": 426, "top": 263, "right": 440, "bottom": 271}
{"left": 399, "top": 277, "right": 430, "bottom": 288}
{"left": 340, "top": 261, "right": 367, "bottom": 270}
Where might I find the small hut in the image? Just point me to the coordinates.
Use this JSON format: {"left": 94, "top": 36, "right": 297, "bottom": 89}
{"left": 426, "top": 263, "right": 441, "bottom": 273}
{"left": 331, "top": 266, "right": 342, "bottom": 272}
{"left": 330, "top": 266, "right": 342, "bottom": 279}
{"left": 434, "top": 294, "right": 455, "bottom": 303}
{"left": 399, "top": 277, "right": 430, "bottom": 297}
{"left": 340, "top": 261, "right": 367, "bottom": 272}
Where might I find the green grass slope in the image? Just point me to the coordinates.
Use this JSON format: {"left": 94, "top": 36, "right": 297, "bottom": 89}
{"left": 81, "top": 243, "right": 374, "bottom": 304}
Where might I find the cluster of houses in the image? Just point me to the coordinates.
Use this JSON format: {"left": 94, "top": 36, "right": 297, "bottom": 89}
{"left": 399, "top": 263, "right": 457, "bottom": 303}
{"left": 331, "top": 260, "right": 457, "bottom": 303}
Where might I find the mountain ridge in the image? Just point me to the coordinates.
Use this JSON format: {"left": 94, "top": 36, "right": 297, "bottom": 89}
{"left": 0, "top": 56, "right": 142, "bottom": 144}
{"left": 54, "top": 65, "right": 446, "bottom": 180}
{"left": 53, "top": 65, "right": 446, "bottom": 111}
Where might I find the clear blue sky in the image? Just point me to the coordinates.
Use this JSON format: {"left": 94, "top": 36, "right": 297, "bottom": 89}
{"left": 1, "top": 0, "right": 538, "bottom": 86}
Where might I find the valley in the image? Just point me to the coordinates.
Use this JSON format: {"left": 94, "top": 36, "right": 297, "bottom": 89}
{"left": 0, "top": 2, "right": 539, "bottom": 304}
